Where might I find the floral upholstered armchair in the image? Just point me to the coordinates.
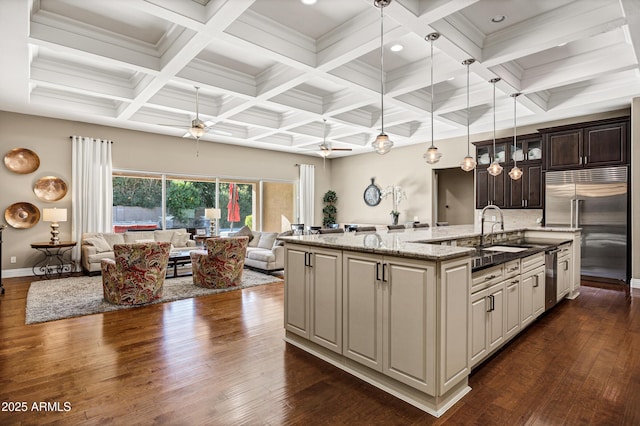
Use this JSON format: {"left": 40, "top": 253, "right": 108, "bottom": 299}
{"left": 101, "top": 242, "right": 171, "bottom": 305}
{"left": 190, "top": 236, "right": 249, "bottom": 289}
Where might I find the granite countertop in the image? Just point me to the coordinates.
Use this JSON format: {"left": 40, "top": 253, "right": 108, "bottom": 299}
{"left": 278, "top": 224, "right": 579, "bottom": 262}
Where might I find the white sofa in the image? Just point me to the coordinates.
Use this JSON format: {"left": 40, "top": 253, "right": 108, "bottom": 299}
{"left": 81, "top": 228, "right": 195, "bottom": 275}
{"left": 242, "top": 231, "right": 285, "bottom": 272}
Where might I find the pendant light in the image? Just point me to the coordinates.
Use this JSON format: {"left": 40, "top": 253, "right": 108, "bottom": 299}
{"left": 460, "top": 58, "right": 476, "bottom": 171}
{"left": 487, "top": 78, "right": 503, "bottom": 176}
{"left": 371, "top": 0, "right": 393, "bottom": 155}
{"left": 423, "top": 33, "right": 442, "bottom": 164}
{"left": 508, "top": 93, "right": 523, "bottom": 180}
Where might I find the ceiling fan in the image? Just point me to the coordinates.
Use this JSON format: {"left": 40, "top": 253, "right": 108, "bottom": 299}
{"left": 317, "top": 119, "right": 352, "bottom": 157}
{"left": 157, "top": 86, "right": 230, "bottom": 156}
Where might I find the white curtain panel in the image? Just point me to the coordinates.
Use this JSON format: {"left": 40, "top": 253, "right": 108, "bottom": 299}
{"left": 298, "top": 164, "right": 315, "bottom": 229}
{"left": 71, "top": 136, "right": 113, "bottom": 263}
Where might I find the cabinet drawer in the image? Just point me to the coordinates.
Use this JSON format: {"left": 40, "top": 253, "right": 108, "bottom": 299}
{"left": 558, "top": 243, "right": 571, "bottom": 257}
{"left": 503, "top": 260, "right": 520, "bottom": 279}
{"left": 471, "top": 264, "right": 503, "bottom": 293}
{"left": 521, "top": 252, "right": 545, "bottom": 272}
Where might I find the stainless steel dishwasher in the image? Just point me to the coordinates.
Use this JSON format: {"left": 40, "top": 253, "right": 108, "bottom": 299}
{"left": 545, "top": 247, "right": 560, "bottom": 311}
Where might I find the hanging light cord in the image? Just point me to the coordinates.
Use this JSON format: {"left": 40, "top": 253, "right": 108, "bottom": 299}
{"left": 430, "top": 36, "right": 434, "bottom": 148}
{"left": 379, "top": 4, "right": 385, "bottom": 135}
{"left": 466, "top": 62, "right": 470, "bottom": 156}
{"left": 513, "top": 94, "right": 517, "bottom": 165}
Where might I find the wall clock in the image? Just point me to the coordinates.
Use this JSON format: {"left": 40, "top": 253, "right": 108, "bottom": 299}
{"left": 363, "top": 178, "right": 381, "bottom": 207}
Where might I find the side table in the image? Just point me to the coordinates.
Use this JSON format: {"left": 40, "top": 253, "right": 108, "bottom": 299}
{"left": 31, "top": 241, "right": 76, "bottom": 279}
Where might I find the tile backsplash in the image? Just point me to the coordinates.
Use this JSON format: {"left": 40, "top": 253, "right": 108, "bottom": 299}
{"left": 474, "top": 209, "right": 543, "bottom": 228}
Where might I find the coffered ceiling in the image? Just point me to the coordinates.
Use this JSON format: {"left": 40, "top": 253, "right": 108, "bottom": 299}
{"left": 1, "top": 0, "right": 639, "bottom": 158}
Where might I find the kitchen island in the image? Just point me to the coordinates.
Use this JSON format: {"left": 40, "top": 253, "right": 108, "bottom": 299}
{"left": 278, "top": 225, "right": 580, "bottom": 417}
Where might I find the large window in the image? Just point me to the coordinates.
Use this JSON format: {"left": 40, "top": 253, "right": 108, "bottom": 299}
{"left": 113, "top": 172, "right": 294, "bottom": 234}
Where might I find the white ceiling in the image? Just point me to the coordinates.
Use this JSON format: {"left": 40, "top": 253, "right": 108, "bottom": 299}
{"left": 1, "top": 0, "right": 639, "bottom": 158}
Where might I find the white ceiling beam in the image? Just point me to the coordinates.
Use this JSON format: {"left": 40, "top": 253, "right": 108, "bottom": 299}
{"left": 481, "top": 1, "right": 625, "bottom": 67}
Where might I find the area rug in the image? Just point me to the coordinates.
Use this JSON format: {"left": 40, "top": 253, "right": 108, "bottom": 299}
{"left": 25, "top": 270, "right": 283, "bottom": 325}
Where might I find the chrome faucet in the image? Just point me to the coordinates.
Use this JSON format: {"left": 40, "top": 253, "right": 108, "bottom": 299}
{"left": 481, "top": 204, "right": 504, "bottom": 246}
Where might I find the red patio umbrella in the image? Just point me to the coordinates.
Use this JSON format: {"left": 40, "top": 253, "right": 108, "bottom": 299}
{"left": 227, "top": 183, "right": 240, "bottom": 230}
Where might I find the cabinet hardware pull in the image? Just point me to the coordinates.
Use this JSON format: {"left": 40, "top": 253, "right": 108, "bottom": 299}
{"left": 308, "top": 253, "right": 313, "bottom": 268}
{"left": 484, "top": 274, "right": 496, "bottom": 281}
{"left": 382, "top": 263, "right": 388, "bottom": 283}
{"left": 486, "top": 296, "right": 492, "bottom": 313}
{"left": 304, "top": 252, "right": 309, "bottom": 267}
{"left": 490, "top": 294, "right": 495, "bottom": 312}
{"left": 533, "top": 276, "right": 539, "bottom": 288}
{"left": 512, "top": 280, "right": 519, "bottom": 284}
{"left": 375, "top": 262, "right": 381, "bottom": 281}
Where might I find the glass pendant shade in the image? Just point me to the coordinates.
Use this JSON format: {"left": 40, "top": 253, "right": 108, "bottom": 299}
{"left": 460, "top": 155, "right": 476, "bottom": 171}
{"left": 424, "top": 146, "right": 442, "bottom": 164}
{"left": 508, "top": 165, "right": 523, "bottom": 180}
{"left": 372, "top": 133, "right": 393, "bottom": 155}
{"left": 488, "top": 160, "right": 503, "bottom": 176}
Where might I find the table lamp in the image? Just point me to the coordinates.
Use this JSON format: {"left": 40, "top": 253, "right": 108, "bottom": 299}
{"left": 205, "top": 208, "right": 221, "bottom": 236}
{"left": 42, "top": 208, "right": 67, "bottom": 244}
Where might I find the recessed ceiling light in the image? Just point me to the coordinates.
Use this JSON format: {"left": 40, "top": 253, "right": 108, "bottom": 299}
{"left": 390, "top": 44, "right": 403, "bottom": 52}
{"left": 301, "top": 0, "right": 317, "bottom": 5}
{"left": 491, "top": 15, "right": 506, "bottom": 23}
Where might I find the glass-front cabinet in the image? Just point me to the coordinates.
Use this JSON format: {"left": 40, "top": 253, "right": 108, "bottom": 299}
{"left": 474, "top": 134, "right": 543, "bottom": 209}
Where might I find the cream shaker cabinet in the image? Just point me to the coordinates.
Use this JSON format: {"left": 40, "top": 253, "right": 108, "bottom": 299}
{"left": 284, "top": 245, "right": 343, "bottom": 353}
{"left": 342, "top": 251, "right": 438, "bottom": 394}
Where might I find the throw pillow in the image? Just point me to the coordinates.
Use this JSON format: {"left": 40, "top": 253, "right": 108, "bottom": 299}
{"left": 171, "top": 232, "right": 190, "bottom": 247}
{"left": 84, "top": 235, "right": 112, "bottom": 253}
{"left": 257, "top": 232, "right": 277, "bottom": 249}
{"left": 233, "top": 225, "right": 254, "bottom": 242}
{"left": 154, "top": 230, "right": 175, "bottom": 242}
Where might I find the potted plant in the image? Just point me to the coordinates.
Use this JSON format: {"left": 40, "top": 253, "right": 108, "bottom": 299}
{"left": 322, "top": 190, "right": 338, "bottom": 227}
{"left": 382, "top": 185, "right": 406, "bottom": 225}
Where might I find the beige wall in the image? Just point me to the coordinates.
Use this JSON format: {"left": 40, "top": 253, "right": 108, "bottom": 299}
{"left": 0, "top": 111, "right": 330, "bottom": 274}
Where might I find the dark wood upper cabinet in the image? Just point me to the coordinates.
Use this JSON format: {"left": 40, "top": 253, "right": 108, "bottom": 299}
{"left": 540, "top": 117, "right": 628, "bottom": 171}
{"left": 474, "top": 133, "right": 542, "bottom": 210}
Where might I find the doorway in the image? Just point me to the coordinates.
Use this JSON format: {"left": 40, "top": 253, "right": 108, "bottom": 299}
{"left": 435, "top": 168, "right": 474, "bottom": 225}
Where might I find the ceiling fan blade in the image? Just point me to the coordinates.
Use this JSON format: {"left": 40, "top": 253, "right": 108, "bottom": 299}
{"left": 157, "top": 123, "right": 191, "bottom": 128}
{"left": 330, "top": 148, "right": 353, "bottom": 151}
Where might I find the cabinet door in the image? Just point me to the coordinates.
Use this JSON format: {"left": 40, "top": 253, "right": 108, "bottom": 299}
{"left": 532, "top": 268, "right": 546, "bottom": 318}
{"left": 382, "top": 257, "right": 436, "bottom": 393}
{"left": 487, "top": 284, "right": 505, "bottom": 353}
{"left": 504, "top": 278, "right": 520, "bottom": 340}
{"left": 284, "top": 246, "right": 310, "bottom": 338}
{"left": 520, "top": 272, "right": 534, "bottom": 328}
{"left": 507, "top": 164, "right": 542, "bottom": 209}
{"left": 470, "top": 289, "right": 489, "bottom": 367}
{"left": 584, "top": 121, "right": 627, "bottom": 167}
{"left": 342, "top": 252, "right": 382, "bottom": 371}
{"left": 310, "top": 248, "right": 343, "bottom": 353}
{"left": 545, "top": 129, "right": 582, "bottom": 170}
{"left": 476, "top": 168, "right": 506, "bottom": 209}
{"left": 557, "top": 255, "right": 571, "bottom": 301}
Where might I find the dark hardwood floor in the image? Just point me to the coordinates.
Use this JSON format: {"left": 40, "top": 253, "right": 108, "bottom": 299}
{"left": 1, "top": 275, "right": 639, "bottom": 425}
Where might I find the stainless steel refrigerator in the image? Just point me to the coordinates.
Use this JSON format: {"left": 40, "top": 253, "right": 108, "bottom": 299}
{"left": 545, "top": 166, "right": 629, "bottom": 284}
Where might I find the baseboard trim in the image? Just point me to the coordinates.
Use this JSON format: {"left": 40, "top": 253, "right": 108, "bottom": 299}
{"left": 631, "top": 278, "right": 640, "bottom": 289}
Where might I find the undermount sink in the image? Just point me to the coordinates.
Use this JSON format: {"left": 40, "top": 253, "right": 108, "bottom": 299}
{"left": 483, "top": 245, "right": 529, "bottom": 253}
